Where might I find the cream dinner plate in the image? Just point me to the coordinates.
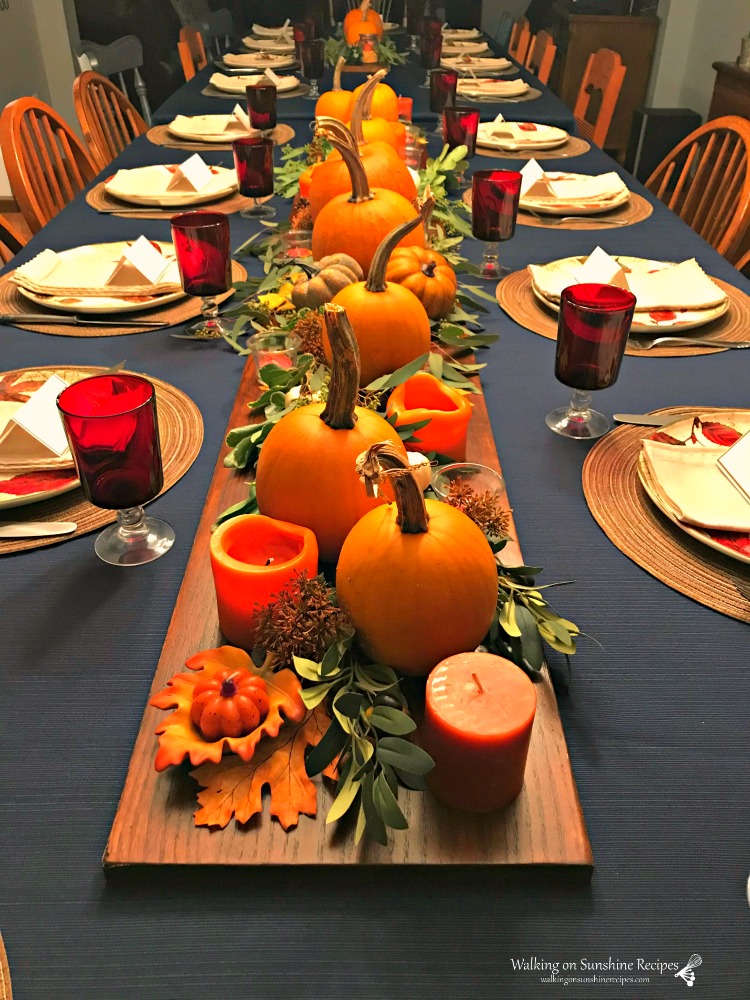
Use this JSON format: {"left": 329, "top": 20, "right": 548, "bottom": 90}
{"left": 209, "top": 72, "right": 299, "bottom": 94}
{"left": 104, "top": 164, "right": 237, "bottom": 207}
{"left": 457, "top": 78, "right": 529, "bottom": 99}
{"left": 442, "top": 41, "right": 491, "bottom": 56}
{"left": 220, "top": 52, "right": 297, "bottom": 71}
{"left": 15, "top": 242, "right": 186, "bottom": 315}
{"left": 252, "top": 23, "right": 294, "bottom": 37}
{"left": 167, "top": 114, "right": 251, "bottom": 143}
{"left": 519, "top": 172, "right": 630, "bottom": 215}
{"left": 530, "top": 255, "right": 730, "bottom": 333}
{"left": 636, "top": 410, "right": 750, "bottom": 567}
{"left": 442, "top": 27, "right": 483, "bottom": 39}
{"left": 242, "top": 36, "right": 295, "bottom": 53}
{"left": 476, "top": 121, "right": 568, "bottom": 151}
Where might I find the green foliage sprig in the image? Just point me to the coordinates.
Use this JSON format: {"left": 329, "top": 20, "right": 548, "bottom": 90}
{"left": 324, "top": 34, "right": 405, "bottom": 68}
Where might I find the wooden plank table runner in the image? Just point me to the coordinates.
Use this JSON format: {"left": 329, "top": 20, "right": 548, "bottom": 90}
{"left": 105, "top": 355, "right": 592, "bottom": 869}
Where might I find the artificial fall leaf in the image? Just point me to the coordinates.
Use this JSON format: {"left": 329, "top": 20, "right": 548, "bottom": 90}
{"left": 648, "top": 431, "right": 686, "bottom": 446}
{"left": 191, "top": 703, "right": 337, "bottom": 830}
{"left": 0, "top": 374, "right": 44, "bottom": 403}
{"left": 695, "top": 418, "right": 742, "bottom": 447}
{"left": 149, "top": 645, "right": 305, "bottom": 772}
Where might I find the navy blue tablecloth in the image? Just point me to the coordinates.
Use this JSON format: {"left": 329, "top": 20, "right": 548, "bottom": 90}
{"left": 1, "top": 67, "right": 749, "bottom": 1000}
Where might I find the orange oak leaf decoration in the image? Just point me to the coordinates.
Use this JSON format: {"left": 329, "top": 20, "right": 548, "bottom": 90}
{"left": 149, "top": 645, "right": 305, "bottom": 771}
{"left": 191, "top": 704, "right": 336, "bottom": 830}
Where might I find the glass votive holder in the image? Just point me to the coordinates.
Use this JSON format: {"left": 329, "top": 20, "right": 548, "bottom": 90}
{"left": 360, "top": 33, "right": 379, "bottom": 63}
{"left": 279, "top": 229, "right": 313, "bottom": 258}
{"left": 248, "top": 331, "right": 301, "bottom": 374}
{"left": 431, "top": 462, "right": 506, "bottom": 501}
{"left": 397, "top": 96, "right": 413, "bottom": 122}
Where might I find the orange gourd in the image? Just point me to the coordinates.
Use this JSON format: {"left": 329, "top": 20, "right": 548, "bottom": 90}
{"left": 255, "top": 304, "right": 406, "bottom": 562}
{"left": 343, "top": 0, "right": 383, "bottom": 43}
{"left": 385, "top": 246, "right": 458, "bottom": 319}
{"left": 336, "top": 442, "right": 499, "bottom": 675}
{"left": 311, "top": 120, "right": 423, "bottom": 276}
{"left": 190, "top": 669, "right": 270, "bottom": 740}
{"left": 328, "top": 200, "right": 432, "bottom": 386}
{"left": 386, "top": 372, "right": 473, "bottom": 460}
{"left": 314, "top": 57, "right": 354, "bottom": 123}
{"left": 352, "top": 77, "right": 398, "bottom": 121}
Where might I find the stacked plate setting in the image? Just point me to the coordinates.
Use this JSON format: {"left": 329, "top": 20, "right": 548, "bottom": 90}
{"left": 209, "top": 72, "right": 301, "bottom": 95}
{"left": 477, "top": 120, "right": 569, "bottom": 152}
{"left": 520, "top": 171, "right": 630, "bottom": 216}
{"left": 104, "top": 164, "right": 237, "bottom": 206}
{"left": 456, "top": 77, "right": 529, "bottom": 99}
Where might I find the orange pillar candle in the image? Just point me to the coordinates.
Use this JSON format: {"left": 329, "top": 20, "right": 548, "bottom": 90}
{"left": 386, "top": 371, "right": 473, "bottom": 461}
{"left": 421, "top": 652, "right": 537, "bottom": 812}
{"left": 209, "top": 514, "right": 318, "bottom": 650}
{"left": 397, "top": 96, "right": 413, "bottom": 122}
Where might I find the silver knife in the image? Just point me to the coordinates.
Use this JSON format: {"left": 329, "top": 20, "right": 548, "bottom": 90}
{"left": 0, "top": 521, "right": 77, "bottom": 539}
{"left": 0, "top": 313, "right": 167, "bottom": 328}
{"left": 613, "top": 413, "right": 680, "bottom": 427}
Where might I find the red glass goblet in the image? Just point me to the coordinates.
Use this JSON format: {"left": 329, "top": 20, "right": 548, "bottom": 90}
{"left": 246, "top": 83, "right": 277, "bottom": 132}
{"left": 171, "top": 210, "right": 234, "bottom": 338}
{"left": 471, "top": 169, "right": 522, "bottom": 279}
{"left": 429, "top": 69, "right": 458, "bottom": 134}
{"left": 419, "top": 20, "right": 443, "bottom": 88}
{"left": 546, "top": 283, "right": 636, "bottom": 439}
{"left": 443, "top": 105, "right": 480, "bottom": 158}
{"left": 57, "top": 374, "right": 174, "bottom": 566}
{"left": 293, "top": 20, "right": 315, "bottom": 60}
{"left": 299, "top": 38, "right": 325, "bottom": 100}
{"left": 232, "top": 135, "right": 276, "bottom": 220}
{"left": 405, "top": 0, "right": 423, "bottom": 51}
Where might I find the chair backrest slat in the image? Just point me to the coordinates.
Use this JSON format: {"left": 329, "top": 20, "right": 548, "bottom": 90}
{"left": 0, "top": 213, "right": 26, "bottom": 265}
{"left": 178, "top": 26, "right": 207, "bottom": 81}
{"left": 573, "top": 48, "right": 626, "bottom": 148}
{"left": 0, "top": 97, "right": 97, "bottom": 234}
{"left": 508, "top": 17, "right": 531, "bottom": 65}
{"left": 645, "top": 116, "right": 750, "bottom": 262}
{"left": 525, "top": 30, "right": 556, "bottom": 86}
{"left": 73, "top": 70, "right": 147, "bottom": 170}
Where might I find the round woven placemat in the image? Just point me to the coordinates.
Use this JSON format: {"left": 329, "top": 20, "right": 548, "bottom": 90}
{"left": 496, "top": 268, "right": 750, "bottom": 358}
{"left": 146, "top": 122, "right": 295, "bottom": 152}
{"left": 0, "top": 366, "right": 203, "bottom": 555}
{"left": 201, "top": 83, "right": 309, "bottom": 100}
{"left": 85, "top": 182, "right": 271, "bottom": 219}
{"left": 0, "top": 260, "right": 247, "bottom": 337}
{"left": 582, "top": 406, "right": 750, "bottom": 623}
{"left": 462, "top": 189, "right": 652, "bottom": 228}
{"left": 475, "top": 135, "right": 591, "bottom": 160}
{"left": 0, "top": 933, "right": 11, "bottom": 1000}
{"left": 455, "top": 85, "right": 542, "bottom": 104}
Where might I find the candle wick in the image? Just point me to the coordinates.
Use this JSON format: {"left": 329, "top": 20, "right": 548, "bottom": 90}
{"left": 265, "top": 557, "right": 274, "bottom": 566}
{"left": 472, "top": 672, "right": 484, "bottom": 694}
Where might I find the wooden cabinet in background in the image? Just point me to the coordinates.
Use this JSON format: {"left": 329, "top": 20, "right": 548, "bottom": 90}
{"left": 709, "top": 62, "right": 750, "bottom": 122}
{"left": 549, "top": 13, "right": 659, "bottom": 159}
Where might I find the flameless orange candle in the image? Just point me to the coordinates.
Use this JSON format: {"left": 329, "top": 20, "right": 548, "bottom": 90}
{"left": 209, "top": 514, "right": 318, "bottom": 650}
{"left": 421, "top": 652, "right": 536, "bottom": 812}
{"left": 386, "top": 372, "right": 473, "bottom": 461}
{"left": 397, "top": 96, "right": 413, "bottom": 122}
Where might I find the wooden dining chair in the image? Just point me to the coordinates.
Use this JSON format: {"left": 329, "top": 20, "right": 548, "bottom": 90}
{"left": 525, "top": 30, "right": 556, "bottom": 86}
{"left": 736, "top": 247, "right": 750, "bottom": 276}
{"left": 178, "top": 25, "right": 208, "bottom": 81}
{"left": 646, "top": 116, "right": 750, "bottom": 263}
{"left": 508, "top": 17, "right": 531, "bottom": 65}
{"left": 573, "top": 48, "right": 626, "bottom": 149}
{"left": 0, "top": 97, "right": 98, "bottom": 235}
{"left": 73, "top": 70, "right": 148, "bottom": 170}
{"left": 0, "top": 213, "right": 27, "bottom": 266}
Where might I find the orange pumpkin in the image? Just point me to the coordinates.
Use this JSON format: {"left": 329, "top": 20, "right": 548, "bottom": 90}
{"left": 308, "top": 117, "right": 416, "bottom": 221}
{"left": 343, "top": 0, "right": 383, "bottom": 43}
{"left": 385, "top": 246, "right": 458, "bottom": 319}
{"left": 311, "top": 121, "right": 423, "bottom": 276}
{"left": 352, "top": 77, "right": 398, "bottom": 121}
{"left": 190, "top": 669, "right": 270, "bottom": 740}
{"left": 314, "top": 56, "right": 354, "bottom": 123}
{"left": 255, "top": 304, "right": 406, "bottom": 562}
{"left": 328, "top": 200, "right": 432, "bottom": 386}
{"left": 336, "top": 442, "right": 499, "bottom": 675}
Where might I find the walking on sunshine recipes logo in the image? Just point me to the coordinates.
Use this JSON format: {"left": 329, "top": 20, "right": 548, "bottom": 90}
{"left": 509, "top": 953, "right": 703, "bottom": 988}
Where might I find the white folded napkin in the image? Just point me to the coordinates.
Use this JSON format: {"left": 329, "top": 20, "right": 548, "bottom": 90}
{"left": 0, "top": 375, "right": 73, "bottom": 472}
{"left": 223, "top": 51, "right": 293, "bottom": 68}
{"left": 443, "top": 56, "right": 511, "bottom": 70}
{"left": 642, "top": 439, "right": 750, "bottom": 532}
{"left": 169, "top": 114, "right": 248, "bottom": 138}
{"left": 103, "top": 164, "right": 235, "bottom": 204}
{"left": 252, "top": 21, "right": 292, "bottom": 37}
{"left": 242, "top": 37, "right": 294, "bottom": 52}
{"left": 457, "top": 78, "right": 528, "bottom": 97}
{"left": 210, "top": 72, "right": 298, "bottom": 94}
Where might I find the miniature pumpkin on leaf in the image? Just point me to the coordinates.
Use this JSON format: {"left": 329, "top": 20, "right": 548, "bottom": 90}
{"left": 190, "top": 670, "right": 270, "bottom": 740}
{"left": 385, "top": 246, "right": 458, "bottom": 319}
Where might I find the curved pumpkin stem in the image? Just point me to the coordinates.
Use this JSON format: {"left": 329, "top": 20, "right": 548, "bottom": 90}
{"left": 332, "top": 56, "right": 346, "bottom": 91}
{"left": 350, "top": 69, "right": 388, "bottom": 144}
{"left": 365, "top": 195, "right": 435, "bottom": 293}
{"left": 314, "top": 117, "right": 373, "bottom": 203}
{"left": 357, "top": 441, "right": 429, "bottom": 533}
{"left": 321, "top": 303, "right": 361, "bottom": 431}
{"left": 359, "top": 0, "right": 372, "bottom": 19}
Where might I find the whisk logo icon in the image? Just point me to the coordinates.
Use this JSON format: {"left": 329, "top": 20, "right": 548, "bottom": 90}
{"left": 675, "top": 954, "right": 702, "bottom": 986}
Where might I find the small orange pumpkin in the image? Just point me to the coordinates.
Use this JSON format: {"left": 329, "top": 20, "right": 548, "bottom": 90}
{"left": 352, "top": 76, "right": 398, "bottom": 121}
{"left": 343, "top": 0, "right": 383, "bottom": 44}
{"left": 311, "top": 120, "right": 423, "bottom": 276}
{"left": 314, "top": 56, "right": 354, "bottom": 123}
{"left": 385, "top": 246, "right": 458, "bottom": 319}
{"left": 336, "top": 442, "right": 499, "bottom": 675}
{"left": 255, "top": 304, "right": 406, "bottom": 561}
{"left": 328, "top": 199, "right": 432, "bottom": 386}
{"left": 190, "top": 669, "right": 270, "bottom": 740}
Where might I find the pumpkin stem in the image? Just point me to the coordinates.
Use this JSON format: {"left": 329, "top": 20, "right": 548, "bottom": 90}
{"left": 421, "top": 260, "right": 438, "bottom": 277}
{"left": 350, "top": 69, "right": 388, "bottom": 144}
{"left": 332, "top": 56, "right": 346, "bottom": 91}
{"left": 360, "top": 0, "right": 371, "bottom": 19}
{"left": 365, "top": 195, "right": 435, "bottom": 293}
{"left": 357, "top": 441, "right": 429, "bottom": 534}
{"left": 321, "top": 303, "right": 361, "bottom": 430}
{"left": 220, "top": 672, "right": 240, "bottom": 698}
{"left": 314, "top": 118, "right": 373, "bottom": 203}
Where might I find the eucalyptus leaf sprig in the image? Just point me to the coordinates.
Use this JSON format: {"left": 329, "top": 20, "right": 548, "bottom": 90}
{"left": 295, "top": 640, "right": 434, "bottom": 845}
{"left": 324, "top": 35, "right": 406, "bottom": 68}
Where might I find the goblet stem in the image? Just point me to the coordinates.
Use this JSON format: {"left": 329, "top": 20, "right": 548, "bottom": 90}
{"left": 198, "top": 296, "right": 223, "bottom": 338}
{"left": 480, "top": 242, "right": 499, "bottom": 278}
{"left": 116, "top": 505, "right": 149, "bottom": 539}
{"left": 568, "top": 388, "right": 593, "bottom": 421}
{"left": 545, "top": 388, "right": 610, "bottom": 439}
{"left": 420, "top": 72, "right": 430, "bottom": 88}
{"left": 410, "top": 35, "right": 419, "bottom": 52}
{"left": 306, "top": 79, "right": 320, "bottom": 100}
{"left": 94, "top": 505, "right": 175, "bottom": 566}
